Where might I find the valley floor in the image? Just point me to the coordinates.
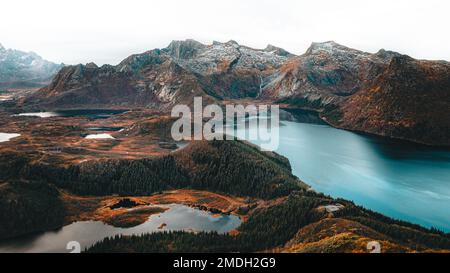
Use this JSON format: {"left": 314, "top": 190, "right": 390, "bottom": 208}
{"left": 0, "top": 107, "right": 449, "bottom": 253}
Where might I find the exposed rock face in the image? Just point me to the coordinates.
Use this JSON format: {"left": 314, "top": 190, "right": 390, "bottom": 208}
{"left": 162, "top": 40, "right": 292, "bottom": 99}
{"left": 25, "top": 49, "right": 213, "bottom": 109}
{"left": 163, "top": 39, "right": 206, "bottom": 60}
{"left": 0, "top": 43, "right": 62, "bottom": 88}
{"left": 24, "top": 40, "right": 293, "bottom": 108}
{"left": 260, "top": 41, "right": 450, "bottom": 146}
{"left": 261, "top": 41, "right": 399, "bottom": 107}
{"left": 332, "top": 56, "right": 450, "bottom": 146}
{"left": 164, "top": 40, "right": 289, "bottom": 75}
{"left": 22, "top": 40, "right": 450, "bottom": 145}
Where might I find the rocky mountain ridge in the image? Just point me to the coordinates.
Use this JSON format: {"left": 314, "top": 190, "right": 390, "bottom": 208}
{"left": 0, "top": 43, "right": 62, "bottom": 88}
{"left": 19, "top": 39, "right": 450, "bottom": 146}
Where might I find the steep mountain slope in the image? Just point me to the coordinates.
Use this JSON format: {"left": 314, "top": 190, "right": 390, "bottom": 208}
{"left": 22, "top": 40, "right": 293, "bottom": 109}
{"left": 0, "top": 43, "right": 62, "bottom": 88}
{"left": 327, "top": 55, "right": 450, "bottom": 146}
{"left": 19, "top": 40, "right": 450, "bottom": 145}
{"left": 23, "top": 49, "right": 215, "bottom": 109}
{"left": 262, "top": 41, "right": 400, "bottom": 107}
{"left": 0, "top": 180, "right": 65, "bottom": 240}
{"left": 164, "top": 39, "right": 292, "bottom": 98}
{"left": 261, "top": 41, "right": 450, "bottom": 146}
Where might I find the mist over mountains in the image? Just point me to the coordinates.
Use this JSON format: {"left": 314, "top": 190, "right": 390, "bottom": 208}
{"left": 0, "top": 43, "right": 62, "bottom": 89}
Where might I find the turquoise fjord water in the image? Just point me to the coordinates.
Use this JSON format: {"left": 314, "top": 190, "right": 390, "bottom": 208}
{"left": 242, "top": 119, "right": 450, "bottom": 232}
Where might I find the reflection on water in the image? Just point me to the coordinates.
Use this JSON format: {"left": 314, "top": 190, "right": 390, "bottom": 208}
{"left": 0, "top": 204, "right": 241, "bottom": 253}
{"left": 239, "top": 118, "right": 450, "bottom": 232}
{"left": 85, "top": 133, "right": 115, "bottom": 139}
{"left": 0, "top": 133, "right": 20, "bottom": 143}
{"left": 87, "top": 127, "right": 124, "bottom": 132}
{"left": 15, "top": 109, "right": 128, "bottom": 119}
{"left": 15, "top": 112, "right": 59, "bottom": 118}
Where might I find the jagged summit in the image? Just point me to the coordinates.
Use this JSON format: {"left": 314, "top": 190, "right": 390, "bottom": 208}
{"left": 161, "top": 39, "right": 293, "bottom": 76}
{"left": 23, "top": 39, "right": 296, "bottom": 108}
{"left": 85, "top": 62, "right": 98, "bottom": 69}
{"left": 0, "top": 44, "right": 62, "bottom": 86}
{"left": 305, "top": 41, "right": 365, "bottom": 56}
{"left": 21, "top": 40, "right": 450, "bottom": 146}
{"left": 225, "top": 40, "right": 239, "bottom": 45}
{"left": 310, "top": 40, "right": 340, "bottom": 47}
{"left": 169, "top": 38, "right": 205, "bottom": 46}
{"left": 264, "top": 44, "right": 293, "bottom": 57}
{"left": 307, "top": 41, "right": 339, "bottom": 51}
{"left": 163, "top": 39, "right": 293, "bottom": 61}
{"left": 305, "top": 42, "right": 407, "bottom": 63}
{"left": 375, "top": 49, "right": 404, "bottom": 60}
{"left": 164, "top": 39, "right": 206, "bottom": 59}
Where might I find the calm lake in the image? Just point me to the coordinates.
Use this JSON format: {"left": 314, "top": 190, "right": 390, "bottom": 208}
{"left": 15, "top": 109, "right": 128, "bottom": 119}
{"left": 0, "top": 204, "right": 241, "bottom": 253}
{"left": 2, "top": 109, "right": 449, "bottom": 253}
{"left": 239, "top": 116, "right": 450, "bottom": 232}
{"left": 0, "top": 133, "right": 20, "bottom": 142}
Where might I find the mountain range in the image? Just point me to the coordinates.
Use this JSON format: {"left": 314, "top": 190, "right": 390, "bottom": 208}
{"left": 10, "top": 39, "right": 450, "bottom": 146}
{"left": 0, "top": 43, "right": 62, "bottom": 89}
{"left": 1, "top": 40, "right": 450, "bottom": 253}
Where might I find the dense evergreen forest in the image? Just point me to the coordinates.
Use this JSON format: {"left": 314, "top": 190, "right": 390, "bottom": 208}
{"left": 2, "top": 140, "right": 306, "bottom": 199}
{"left": 0, "top": 140, "right": 306, "bottom": 239}
{"left": 87, "top": 192, "right": 450, "bottom": 252}
{"left": 1, "top": 139, "right": 449, "bottom": 251}
{"left": 0, "top": 180, "right": 65, "bottom": 240}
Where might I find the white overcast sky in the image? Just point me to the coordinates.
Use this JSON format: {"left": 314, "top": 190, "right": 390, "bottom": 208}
{"left": 1, "top": 0, "right": 449, "bottom": 65}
